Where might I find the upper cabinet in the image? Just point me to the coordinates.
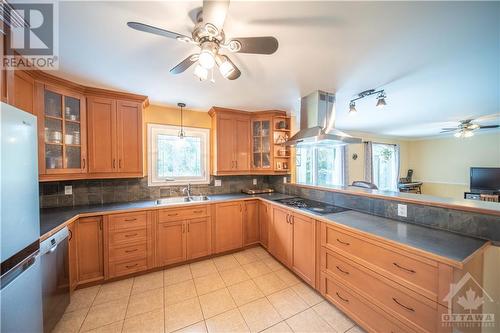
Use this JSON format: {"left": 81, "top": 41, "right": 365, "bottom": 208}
{"left": 209, "top": 107, "right": 290, "bottom": 175}
{"left": 37, "top": 83, "right": 87, "bottom": 177}
{"left": 87, "top": 97, "right": 143, "bottom": 177}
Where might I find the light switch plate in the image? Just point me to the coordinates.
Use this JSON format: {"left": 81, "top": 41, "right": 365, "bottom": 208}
{"left": 397, "top": 204, "right": 407, "bottom": 217}
{"left": 64, "top": 185, "right": 72, "bottom": 195}
{"left": 253, "top": 178, "right": 257, "bottom": 185}
{"left": 283, "top": 177, "right": 287, "bottom": 184}
{"left": 214, "top": 179, "right": 222, "bottom": 187}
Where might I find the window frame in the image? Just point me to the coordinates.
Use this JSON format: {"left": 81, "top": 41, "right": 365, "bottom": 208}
{"left": 147, "top": 123, "right": 210, "bottom": 186}
{"left": 295, "top": 144, "right": 346, "bottom": 187}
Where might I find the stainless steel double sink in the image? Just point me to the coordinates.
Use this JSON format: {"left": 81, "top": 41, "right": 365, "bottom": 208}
{"left": 155, "top": 196, "right": 210, "bottom": 205}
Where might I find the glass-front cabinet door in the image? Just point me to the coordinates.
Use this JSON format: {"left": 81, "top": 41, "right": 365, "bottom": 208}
{"left": 41, "top": 85, "right": 87, "bottom": 175}
{"left": 252, "top": 119, "right": 272, "bottom": 169}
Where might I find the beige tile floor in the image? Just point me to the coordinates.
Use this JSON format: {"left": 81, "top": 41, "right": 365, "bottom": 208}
{"left": 53, "top": 246, "right": 366, "bottom": 333}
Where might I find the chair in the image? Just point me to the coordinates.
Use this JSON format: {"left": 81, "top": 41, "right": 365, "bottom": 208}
{"left": 351, "top": 181, "right": 378, "bottom": 190}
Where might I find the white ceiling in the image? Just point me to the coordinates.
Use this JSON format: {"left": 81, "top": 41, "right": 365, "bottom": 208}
{"left": 54, "top": 1, "right": 500, "bottom": 137}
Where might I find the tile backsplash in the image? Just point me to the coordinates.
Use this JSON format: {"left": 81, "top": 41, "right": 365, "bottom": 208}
{"left": 39, "top": 175, "right": 279, "bottom": 208}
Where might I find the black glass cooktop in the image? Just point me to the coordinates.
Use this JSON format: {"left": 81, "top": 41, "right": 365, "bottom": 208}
{"left": 274, "top": 197, "right": 350, "bottom": 215}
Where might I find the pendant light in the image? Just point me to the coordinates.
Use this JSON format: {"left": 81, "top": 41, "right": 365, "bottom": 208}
{"left": 178, "top": 102, "right": 186, "bottom": 139}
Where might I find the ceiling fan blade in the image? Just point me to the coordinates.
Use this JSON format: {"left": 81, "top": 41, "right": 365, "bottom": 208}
{"left": 441, "top": 128, "right": 457, "bottom": 131}
{"left": 170, "top": 54, "right": 198, "bottom": 74}
{"left": 440, "top": 129, "right": 457, "bottom": 133}
{"left": 202, "top": 0, "right": 230, "bottom": 33}
{"left": 227, "top": 36, "right": 279, "bottom": 54}
{"left": 188, "top": 6, "right": 203, "bottom": 24}
{"left": 127, "top": 22, "right": 191, "bottom": 41}
{"left": 479, "top": 125, "right": 500, "bottom": 129}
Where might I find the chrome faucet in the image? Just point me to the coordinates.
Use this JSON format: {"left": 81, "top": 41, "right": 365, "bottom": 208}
{"left": 182, "top": 183, "right": 192, "bottom": 198}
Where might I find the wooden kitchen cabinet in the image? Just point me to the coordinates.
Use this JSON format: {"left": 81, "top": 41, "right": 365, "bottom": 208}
{"left": 75, "top": 216, "right": 104, "bottom": 284}
{"left": 291, "top": 214, "right": 316, "bottom": 286}
{"left": 259, "top": 201, "right": 270, "bottom": 248}
{"left": 244, "top": 200, "right": 260, "bottom": 245}
{"left": 186, "top": 217, "right": 212, "bottom": 260}
{"left": 10, "top": 70, "right": 35, "bottom": 114}
{"left": 68, "top": 222, "right": 78, "bottom": 291}
{"left": 269, "top": 206, "right": 293, "bottom": 266}
{"left": 209, "top": 108, "right": 250, "bottom": 174}
{"left": 214, "top": 202, "right": 243, "bottom": 253}
{"left": 157, "top": 220, "right": 186, "bottom": 266}
{"left": 87, "top": 97, "right": 143, "bottom": 176}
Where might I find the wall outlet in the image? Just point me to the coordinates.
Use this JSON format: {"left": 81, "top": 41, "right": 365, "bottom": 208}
{"left": 64, "top": 185, "right": 72, "bottom": 195}
{"left": 253, "top": 178, "right": 257, "bottom": 185}
{"left": 283, "top": 177, "right": 287, "bottom": 184}
{"left": 397, "top": 204, "right": 407, "bottom": 218}
{"left": 214, "top": 179, "right": 222, "bottom": 187}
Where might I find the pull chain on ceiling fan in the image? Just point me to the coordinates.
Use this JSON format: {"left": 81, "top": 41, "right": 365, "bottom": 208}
{"left": 127, "top": 0, "right": 279, "bottom": 81}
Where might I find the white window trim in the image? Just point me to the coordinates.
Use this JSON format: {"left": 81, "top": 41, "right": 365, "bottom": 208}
{"left": 295, "top": 145, "right": 346, "bottom": 187}
{"left": 147, "top": 123, "right": 210, "bottom": 186}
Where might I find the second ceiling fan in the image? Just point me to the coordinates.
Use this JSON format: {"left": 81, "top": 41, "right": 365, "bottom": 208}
{"left": 127, "top": 0, "right": 279, "bottom": 81}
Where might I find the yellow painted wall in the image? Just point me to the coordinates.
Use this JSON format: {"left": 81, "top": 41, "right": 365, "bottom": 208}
{"left": 407, "top": 132, "right": 500, "bottom": 199}
{"left": 142, "top": 104, "right": 211, "bottom": 172}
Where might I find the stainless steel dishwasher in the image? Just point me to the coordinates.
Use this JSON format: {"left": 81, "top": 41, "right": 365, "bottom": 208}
{"left": 40, "top": 227, "right": 70, "bottom": 333}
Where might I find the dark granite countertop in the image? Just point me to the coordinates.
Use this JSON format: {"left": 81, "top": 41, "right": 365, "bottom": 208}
{"left": 40, "top": 192, "right": 295, "bottom": 237}
{"left": 322, "top": 210, "right": 487, "bottom": 263}
{"left": 40, "top": 192, "right": 487, "bottom": 264}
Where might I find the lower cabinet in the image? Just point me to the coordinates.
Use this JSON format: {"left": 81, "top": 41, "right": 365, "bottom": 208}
{"left": 75, "top": 216, "right": 104, "bottom": 284}
{"left": 68, "top": 221, "right": 78, "bottom": 291}
{"left": 214, "top": 202, "right": 243, "bottom": 253}
{"left": 259, "top": 201, "right": 270, "bottom": 248}
{"left": 244, "top": 200, "right": 259, "bottom": 245}
{"left": 269, "top": 206, "right": 316, "bottom": 286}
{"left": 156, "top": 217, "right": 212, "bottom": 266}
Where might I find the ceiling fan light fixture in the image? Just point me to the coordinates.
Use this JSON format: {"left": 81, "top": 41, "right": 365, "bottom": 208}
{"left": 216, "top": 55, "right": 235, "bottom": 78}
{"left": 464, "top": 130, "right": 474, "bottom": 138}
{"left": 199, "top": 42, "right": 217, "bottom": 69}
{"left": 193, "top": 63, "right": 208, "bottom": 81}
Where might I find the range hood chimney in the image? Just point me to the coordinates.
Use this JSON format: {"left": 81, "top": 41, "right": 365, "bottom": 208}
{"left": 285, "top": 90, "right": 362, "bottom": 146}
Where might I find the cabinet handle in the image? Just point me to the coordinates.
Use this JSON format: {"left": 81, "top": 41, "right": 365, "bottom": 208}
{"left": 239, "top": 203, "right": 242, "bottom": 212}
{"left": 125, "top": 249, "right": 138, "bottom": 253}
{"left": 392, "top": 297, "right": 415, "bottom": 312}
{"left": 168, "top": 213, "right": 178, "bottom": 216}
{"left": 187, "top": 224, "right": 190, "bottom": 232}
{"left": 113, "top": 159, "right": 116, "bottom": 169}
{"left": 336, "top": 292, "right": 349, "bottom": 303}
{"left": 290, "top": 215, "right": 294, "bottom": 225}
{"left": 125, "top": 263, "right": 138, "bottom": 269}
{"left": 336, "top": 266, "right": 350, "bottom": 275}
{"left": 393, "top": 262, "right": 416, "bottom": 274}
{"left": 82, "top": 158, "right": 86, "bottom": 169}
{"left": 235, "top": 161, "right": 238, "bottom": 168}
{"left": 124, "top": 233, "right": 138, "bottom": 237}
{"left": 124, "top": 218, "right": 137, "bottom": 222}
{"left": 119, "top": 159, "right": 122, "bottom": 168}
{"left": 336, "top": 238, "right": 350, "bottom": 246}
{"left": 193, "top": 210, "right": 203, "bottom": 213}
{"left": 68, "top": 229, "right": 73, "bottom": 241}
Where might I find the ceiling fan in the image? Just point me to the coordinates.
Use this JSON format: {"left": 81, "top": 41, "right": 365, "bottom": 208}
{"left": 441, "top": 119, "right": 499, "bottom": 138}
{"left": 127, "top": 0, "right": 279, "bottom": 81}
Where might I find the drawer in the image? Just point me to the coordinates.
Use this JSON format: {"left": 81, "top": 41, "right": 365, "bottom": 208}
{"left": 109, "top": 228, "right": 147, "bottom": 246}
{"left": 158, "top": 205, "right": 208, "bottom": 222}
{"left": 108, "top": 258, "right": 148, "bottom": 278}
{"left": 108, "top": 212, "right": 147, "bottom": 231}
{"left": 109, "top": 243, "right": 147, "bottom": 262}
{"left": 321, "top": 248, "right": 437, "bottom": 333}
{"left": 320, "top": 272, "right": 414, "bottom": 333}
{"left": 322, "top": 223, "right": 438, "bottom": 298}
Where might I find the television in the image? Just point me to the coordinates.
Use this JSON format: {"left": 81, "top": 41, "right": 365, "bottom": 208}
{"left": 470, "top": 167, "right": 500, "bottom": 192}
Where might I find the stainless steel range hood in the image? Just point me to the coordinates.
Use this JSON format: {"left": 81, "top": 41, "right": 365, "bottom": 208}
{"left": 285, "top": 90, "right": 362, "bottom": 146}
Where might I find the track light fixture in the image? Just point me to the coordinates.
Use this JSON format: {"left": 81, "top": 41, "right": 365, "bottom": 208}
{"left": 348, "top": 89, "right": 387, "bottom": 113}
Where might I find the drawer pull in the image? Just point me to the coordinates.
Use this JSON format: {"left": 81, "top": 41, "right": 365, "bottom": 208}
{"left": 125, "top": 263, "right": 138, "bottom": 269}
{"left": 125, "top": 249, "right": 138, "bottom": 253}
{"left": 168, "top": 213, "right": 178, "bottom": 216}
{"left": 336, "top": 238, "right": 350, "bottom": 246}
{"left": 336, "top": 266, "right": 350, "bottom": 275}
{"left": 124, "top": 233, "right": 138, "bottom": 237}
{"left": 124, "top": 218, "right": 137, "bottom": 221}
{"left": 336, "top": 292, "right": 349, "bottom": 303}
{"left": 193, "top": 210, "right": 203, "bottom": 213}
{"left": 393, "top": 262, "right": 416, "bottom": 274}
{"left": 392, "top": 297, "right": 415, "bottom": 312}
